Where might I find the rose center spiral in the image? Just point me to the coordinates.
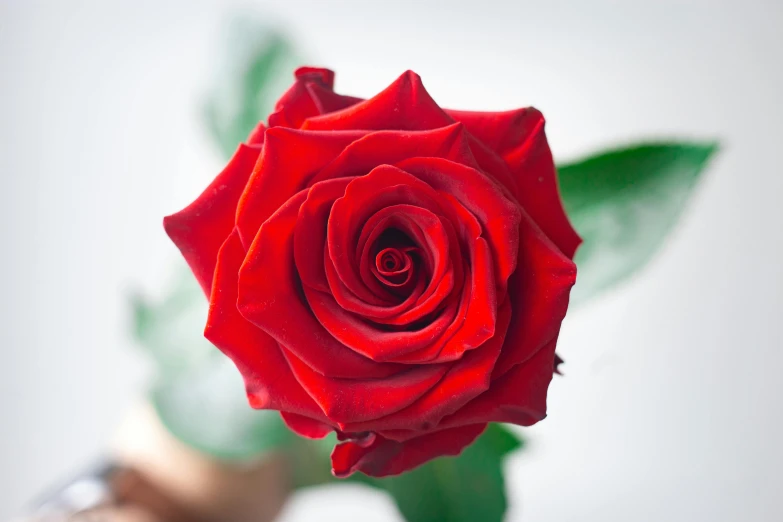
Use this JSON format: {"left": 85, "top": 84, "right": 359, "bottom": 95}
{"left": 369, "top": 229, "right": 421, "bottom": 292}
{"left": 376, "top": 248, "right": 406, "bottom": 275}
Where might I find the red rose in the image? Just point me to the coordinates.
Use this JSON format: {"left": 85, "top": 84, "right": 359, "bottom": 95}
{"left": 165, "top": 67, "right": 580, "bottom": 477}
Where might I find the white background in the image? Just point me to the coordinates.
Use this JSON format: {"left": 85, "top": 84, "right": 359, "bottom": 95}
{"left": 1, "top": 0, "right": 781, "bottom": 520}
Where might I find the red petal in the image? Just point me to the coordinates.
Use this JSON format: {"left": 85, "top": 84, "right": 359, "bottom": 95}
{"left": 204, "top": 230, "right": 327, "bottom": 422}
{"left": 267, "top": 67, "right": 361, "bottom": 129}
{"left": 302, "top": 70, "right": 453, "bottom": 132}
{"left": 237, "top": 189, "right": 404, "bottom": 379}
{"left": 309, "top": 123, "right": 479, "bottom": 185}
{"left": 305, "top": 81, "right": 363, "bottom": 115}
{"left": 294, "top": 67, "right": 335, "bottom": 88}
{"left": 446, "top": 108, "right": 538, "bottom": 153}
{"left": 431, "top": 238, "right": 496, "bottom": 360}
{"left": 235, "top": 127, "right": 366, "bottom": 249}
{"left": 282, "top": 346, "right": 449, "bottom": 425}
{"left": 164, "top": 144, "right": 261, "bottom": 296}
{"left": 303, "top": 282, "right": 460, "bottom": 362}
{"left": 294, "top": 177, "right": 354, "bottom": 294}
{"left": 436, "top": 336, "right": 560, "bottom": 429}
{"left": 380, "top": 264, "right": 471, "bottom": 364}
{"left": 464, "top": 136, "right": 519, "bottom": 199}
{"left": 246, "top": 122, "right": 266, "bottom": 145}
{"left": 447, "top": 108, "right": 581, "bottom": 259}
{"left": 492, "top": 210, "right": 576, "bottom": 378}
{"left": 268, "top": 68, "right": 333, "bottom": 129}
{"left": 331, "top": 423, "right": 487, "bottom": 478}
{"left": 427, "top": 194, "right": 499, "bottom": 360}
{"left": 267, "top": 80, "right": 320, "bottom": 129}
{"left": 280, "top": 411, "right": 333, "bottom": 439}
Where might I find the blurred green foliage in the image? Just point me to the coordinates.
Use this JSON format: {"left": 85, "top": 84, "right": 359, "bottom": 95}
{"left": 559, "top": 142, "right": 718, "bottom": 306}
{"left": 202, "top": 17, "right": 299, "bottom": 159}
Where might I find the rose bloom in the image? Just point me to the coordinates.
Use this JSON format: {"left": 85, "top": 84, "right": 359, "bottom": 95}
{"left": 165, "top": 68, "right": 580, "bottom": 477}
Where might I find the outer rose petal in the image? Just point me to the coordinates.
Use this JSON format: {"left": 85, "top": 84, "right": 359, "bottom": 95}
{"left": 445, "top": 108, "right": 538, "bottom": 153}
{"left": 291, "top": 67, "right": 335, "bottom": 88}
{"left": 164, "top": 144, "right": 261, "bottom": 296}
{"left": 302, "top": 71, "right": 453, "bottom": 132}
{"left": 506, "top": 118, "right": 581, "bottom": 259}
{"left": 436, "top": 337, "right": 560, "bottom": 429}
{"left": 267, "top": 67, "right": 361, "bottom": 129}
{"left": 301, "top": 71, "right": 518, "bottom": 196}
{"left": 309, "top": 123, "right": 479, "bottom": 185}
{"left": 235, "top": 127, "right": 366, "bottom": 249}
{"left": 331, "top": 423, "right": 487, "bottom": 478}
{"left": 267, "top": 79, "right": 320, "bottom": 129}
{"left": 305, "top": 81, "right": 363, "bottom": 115}
{"left": 280, "top": 411, "right": 332, "bottom": 439}
{"left": 246, "top": 122, "right": 267, "bottom": 145}
{"left": 204, "top": 229, "right": 328, "bottom": 423}
{"left": 447, "top": 108, "right": 581, "bottom": 259}
{"left": 492, "top": 210, "right": 576, "bottom": 378}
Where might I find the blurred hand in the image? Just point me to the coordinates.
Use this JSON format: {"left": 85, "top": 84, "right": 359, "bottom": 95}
{"left": 105, "top": 403, "right": 292, "bottom": 522}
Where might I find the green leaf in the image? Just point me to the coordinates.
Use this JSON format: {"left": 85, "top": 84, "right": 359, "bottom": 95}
{"left": 557, "top": 142, "right": 719, "bottom": 305}
{"left": 203, "top": 17, "right": 299, "bottom": 159}
{"left": 374, "top": 424, "right": 522, "bottom": 522}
